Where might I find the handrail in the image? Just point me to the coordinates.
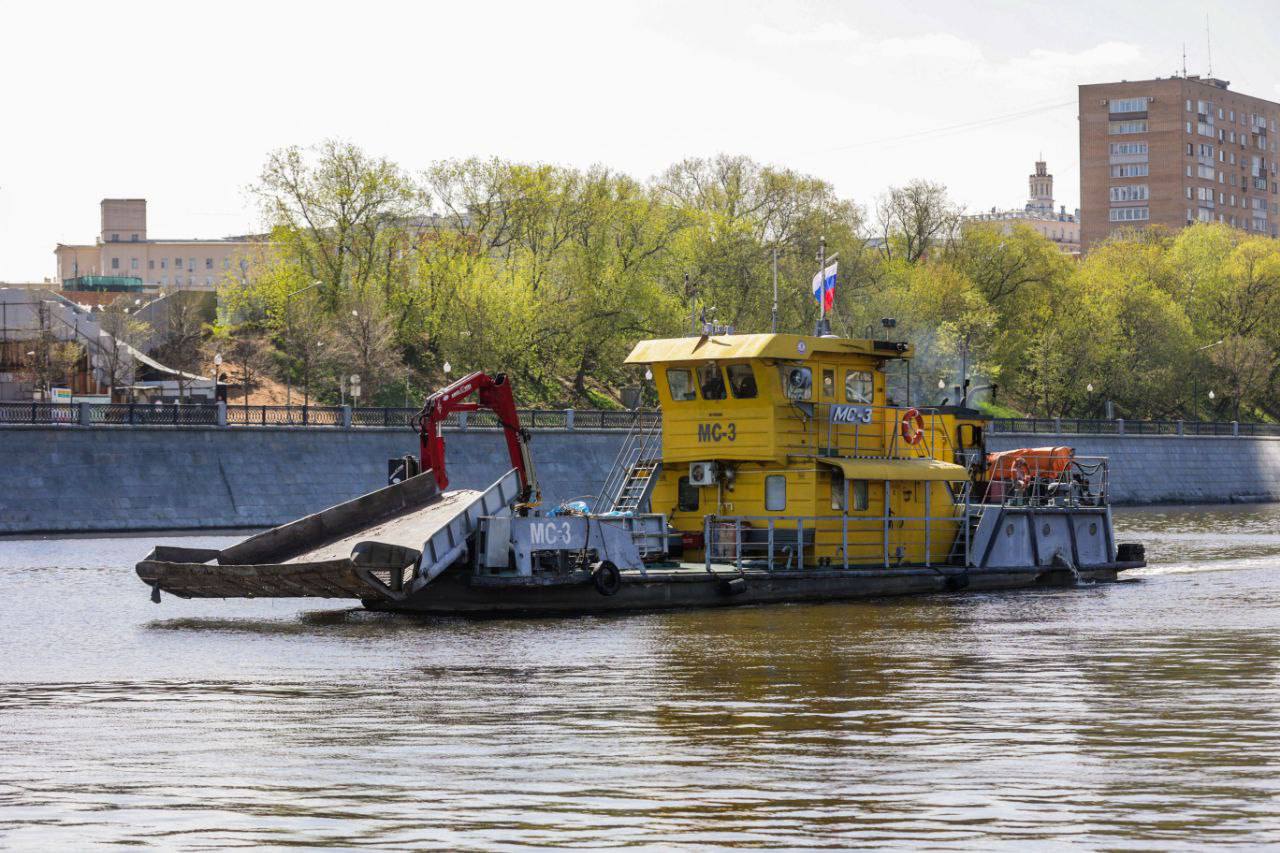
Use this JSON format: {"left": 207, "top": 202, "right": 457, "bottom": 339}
{"left": 991, "top": 417, "right": 1279, "bottom": 436}
{"left": 782, "top": 402, "right": 952, "bottom": 461}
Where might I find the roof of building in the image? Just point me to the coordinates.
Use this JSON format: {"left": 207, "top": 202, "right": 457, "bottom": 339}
{"left": 624, "top": 333, "right": 912, "bottom": 364}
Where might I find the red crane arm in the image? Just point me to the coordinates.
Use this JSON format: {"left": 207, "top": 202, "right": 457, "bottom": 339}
{"left": 416, "top": 372, "right": 539, "bottom": 505}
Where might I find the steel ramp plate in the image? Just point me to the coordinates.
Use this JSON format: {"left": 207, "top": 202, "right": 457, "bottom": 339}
{"left": 136, "top": 484, "right": 486, "bottom": 601}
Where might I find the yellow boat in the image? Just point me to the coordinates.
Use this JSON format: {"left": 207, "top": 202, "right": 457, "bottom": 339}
{"left": 138, "top": 328, "right": 1145, "bottom": 615}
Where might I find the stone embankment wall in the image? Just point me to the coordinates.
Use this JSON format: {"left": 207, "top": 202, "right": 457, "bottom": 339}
{"left": 2, "top": 427, "right": 1279, "bottom": 534}
{"left": 0, "top": 426, "right": 622, "bottom": 534}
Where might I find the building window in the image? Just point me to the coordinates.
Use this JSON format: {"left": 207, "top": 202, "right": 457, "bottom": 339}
{"left": 161, "top": 276, "right": 167, "bottom": 286}
{"left": 205, "top": 258, "right": 213, "bottom": 269}
{"left": 130, "top": 257, "right": 139, "bottom": 270}
{"left": 174, "top": 257, "right": 182, "bottom": 268}
{"left": 1110, "top": 142, "right": 1148, "bottom": 156}
{"left": 110, "top": 257, "right": 119, "bottom": 269}
{"left": 110, "top": 233, "right": 119, "bottom": 242}
{"left": 188, "top": 258, "right": 195, "bottom": 271}
{"left": 130, "top": 234, "right": 139, "bottom": 242}
{"left": 666, "top": 368, "right": 697, "bottom": 401}
{"left": 1109, "top": 120, "right": 1148, "bottom": 135}
{"left": 147, "top": 260, "right": 155, "bottom": 270}
{"left": 1109, "top": 207, "right": 1150, "bottom": 222}
{"left": 160, "top": 258, "right": 167, "bottom": 270}
{"left": 1109, "top": 97, "right": 1149, "bottom": 113}
{"left": 765, "top": 475, "right": 786, "bottom": 511}
{"left": 222, "top": 258, "right": 230, "bottom": 270}
{"left": 726, "top": 364, "right": 757, "bottom": 398}
{"left": 1110, "top": 185, "right": 1149, "bottom": 202}
{"left": 1198, "top": 164, "right": 1215, "bottom": 179}
{"left": 1110, "top": 164, "right": 1149, "bottom": 177}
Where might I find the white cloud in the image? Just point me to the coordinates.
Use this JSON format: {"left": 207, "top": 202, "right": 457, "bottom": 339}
{"left": 750, "top": 21, "right": 861, "bottom": 45}
{"left": 993, "top": 41, "right": 1146, "bottom": 90}
{"left": 875, "top": 33, "right": 984, "bottom": 63}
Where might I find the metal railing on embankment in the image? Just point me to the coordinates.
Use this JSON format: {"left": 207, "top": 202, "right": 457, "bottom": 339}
{"left": 990, "top": 417, "right": 1280, "bottom": 437}
{"left": 0, "top": 401, "right": 662, "bottom": 431}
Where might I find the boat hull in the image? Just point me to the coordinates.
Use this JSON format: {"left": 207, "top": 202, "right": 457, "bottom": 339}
{"left": 363, "top": 561, "right": 1143, "bottom": 616}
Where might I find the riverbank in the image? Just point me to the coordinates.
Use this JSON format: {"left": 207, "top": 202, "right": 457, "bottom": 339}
{"left": 2, "top": 425, "right": 1279, "bottom": 533}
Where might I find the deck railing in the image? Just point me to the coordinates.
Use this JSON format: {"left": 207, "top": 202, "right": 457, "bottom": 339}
{"left": 781, "top": 402, "right": 955, "bottom": 461}
{"left": 703, "top": 509, "right": 964, "bottom": 571}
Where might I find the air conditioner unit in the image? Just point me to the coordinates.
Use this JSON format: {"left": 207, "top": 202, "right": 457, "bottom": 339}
{"left": 688, "top": 461, "right": 719, "bottom": 487}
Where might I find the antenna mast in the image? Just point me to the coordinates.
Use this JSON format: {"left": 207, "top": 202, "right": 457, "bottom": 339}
{"left": 1181, "top": 43, "right": 1187, "bottom": 78}
{"left": 1206, "top": 15, "right": 1213, "bottom": 76}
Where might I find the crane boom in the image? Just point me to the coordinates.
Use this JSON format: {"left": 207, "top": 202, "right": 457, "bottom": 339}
{"left": 416, "top": 372, "right": 539, "bottom": 508}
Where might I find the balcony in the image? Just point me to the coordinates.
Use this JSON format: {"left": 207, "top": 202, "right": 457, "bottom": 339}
{"left": 62, "top": 276, "right": 145, "bottom": 292}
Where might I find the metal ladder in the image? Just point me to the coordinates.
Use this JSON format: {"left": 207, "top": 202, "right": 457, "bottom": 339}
{"left": 594, "top": 411, "right": 663, "bottom": 514}
{"left": 946, "top": 480, "right": 986, "bottom": 566}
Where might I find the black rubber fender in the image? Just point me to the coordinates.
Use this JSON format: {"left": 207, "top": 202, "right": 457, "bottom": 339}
{"left": 593, "top": 562, "right": 622, "bottom": 596}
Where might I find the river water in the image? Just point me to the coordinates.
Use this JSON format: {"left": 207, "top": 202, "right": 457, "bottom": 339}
{"left": 0, "top": 506, "right": 1278, "bottom": 850}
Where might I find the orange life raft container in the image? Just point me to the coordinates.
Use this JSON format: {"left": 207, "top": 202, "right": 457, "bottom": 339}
{"left": 986, "top": 446, "right": 1075, "bottom": 481}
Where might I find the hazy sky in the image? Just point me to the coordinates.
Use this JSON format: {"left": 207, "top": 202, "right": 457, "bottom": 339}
{"left": 2, "top": 0, "right": 1276, "bottom": 280}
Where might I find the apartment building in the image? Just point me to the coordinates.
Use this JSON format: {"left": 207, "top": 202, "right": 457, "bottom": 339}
{"left": 963, "top": 159, "right": 1081, "bottom": 254}
{"left": 1080, "top": 75, "right": 1280, "bottom": 251}
{"left": 54, "top": 199, "right": 266, "bottom": 292}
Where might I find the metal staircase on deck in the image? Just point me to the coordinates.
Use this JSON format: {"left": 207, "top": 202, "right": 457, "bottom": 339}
{"left": 594, "top": 411, "right": 663, "bottom": 514}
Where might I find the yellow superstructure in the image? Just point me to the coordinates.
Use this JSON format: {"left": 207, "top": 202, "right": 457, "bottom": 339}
{"left": 625, "top": 332, "right": 982, "bottom": 568}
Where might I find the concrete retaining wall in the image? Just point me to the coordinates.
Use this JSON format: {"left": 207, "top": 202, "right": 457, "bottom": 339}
{"left": 0, "top": 426, "right": 624, "bottom": 534}
{"left": 2, "top": 426, "right": 1278, "bottom": 534}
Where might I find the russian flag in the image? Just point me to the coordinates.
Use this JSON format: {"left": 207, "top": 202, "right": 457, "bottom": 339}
{"left": 811, "top": 261, "right": 837, "bottom": 311}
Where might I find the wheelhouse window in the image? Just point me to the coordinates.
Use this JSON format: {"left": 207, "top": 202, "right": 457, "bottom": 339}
{"left": 822, "top": 369, "right": 835, "bottom": 399}
{"left": 781, "top": 366, "right": 811, "bottom": 401}
{"left": 845, "top": 370, "right": 873, "bottom": 403}
{"left": 830, "top": 471, "right": 869, "bottom": 511}
{"left": 726, "top": 364, "right": 757, "bottom": 398}
{"left": 677, "top": 476, "right": 699, "bottom": 512}
{"left": 765, "top": 475, "right": 786, "bottom": 511}
{"left": 666, "top": 368, "right": 697, "bottom": 401}
{"left": 697, "top": 363, "right": 727, "bottom": 400}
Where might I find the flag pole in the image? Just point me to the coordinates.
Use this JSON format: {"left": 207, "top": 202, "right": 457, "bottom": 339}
{"left": 816, "top": 236, "right": 826, "bottom": 334}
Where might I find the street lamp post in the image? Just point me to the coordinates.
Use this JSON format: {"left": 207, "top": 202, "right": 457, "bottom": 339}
{"left": 1193, "top": 339, "right": 1225, "bottom": 421}
{"left": 213, "top": 353, "right": 223, "bottom": 404}
{"left": 349, "top": 374, "right": 361, "bottom": 409}
{"left": 282, "top": 280, "right": 322, "bottom": 408}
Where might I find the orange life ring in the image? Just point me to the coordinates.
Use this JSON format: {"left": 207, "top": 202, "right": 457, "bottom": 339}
{"left": 900, "top": 408, "right": 925, "bottom": 445}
